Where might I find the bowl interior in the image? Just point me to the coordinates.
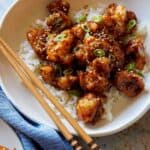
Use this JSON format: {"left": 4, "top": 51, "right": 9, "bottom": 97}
{"left": 0, "top": 0, "right": 150, "bottom": 136}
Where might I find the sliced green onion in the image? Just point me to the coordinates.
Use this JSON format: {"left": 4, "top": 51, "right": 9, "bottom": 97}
{"left": 68, "top": 89, "right": 81, "bottom": 97}
{"left": 135, "top": 70, "right": 144, "bottom": 77}
{"left": 55, "top": 33, "right": 67, "bottom": 42}
{"left": 92, "top": 15, "right": 103, "bottom": 23}
{"left": 126, "top": 63, "right": 135, "bottom": 72}
{"left": 55, "top": 64, "right": 62, "bottom": 76}
{"left": 81, "top": 24, "right": 90, "bottom": 33}
{"left": 72, "top": 46, "right": 78, "bottom": 52}
{"left": 55, "top": 18, "right": 62, "bottom": 25}
{"left": 109, "top": 53, "right": 116, "bottom": 62}
{"left": 36, "top": 24, "right": 43, "bottom": 28}
{"left": 76, "top": 15, "right": 87, "bottom": 23}
{"left": 34, "top": 64, "right": 41, "bottom": 75}
{"left": 85, "top": 32, "right": 90, "bottom": 38}
{"left": 47, "top": 34, "right": 53, "bottom": 41}
{"left": 63, "top": 68, "right": 73, "bottom": 75}
{"left": 123, "top": 34, "right": 136, "bottom": 44}
{"left": 127, "top": 19, "right": 136, "bottom": 31}
{"left": 93, "top": 49, "right": 105, "bottom": 57}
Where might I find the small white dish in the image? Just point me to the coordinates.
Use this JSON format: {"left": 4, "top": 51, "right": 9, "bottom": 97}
{"left": 0, "top": 119, "right": 23, "bottom": 150}
{"left": 0, "top": 0, "right": 150, "bottom": 137}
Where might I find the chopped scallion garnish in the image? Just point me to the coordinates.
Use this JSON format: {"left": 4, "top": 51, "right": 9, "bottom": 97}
{"left": 135, "top": 70, "right": 144, "bottom": 77}
{"left": 63, "top": 68, "right": 73, "bottom": 75}
{"left": 55, "top": 33, "right": 67, "bottom": 42}
{"left": 127, "top": 19, "right": 136, "bottom": 31}
{"left": 55, "top": 18, "right": 62, "bottom": 25}
{"left": 92, "top": 15, "right": 103, "bottom": 23}
{"left": 126, "top": 63, "right": 144, "bottom": 77}
{"left": 76, "top": 15, "right": 87, "bottom": 23}
{"left": 56, "top": 64, "right": 62, "bottom": 76}
{"left": 126, "top": 63, "right": 135, "bottom": 72}
{"left": 109, "top": 53, "right": 116, "bottom": 62}
{"left": 34, "top": 64, "right": 41, "bottom": 75}
{"left": 72, "top": 47, "right": 78, "bottom": 52}
{"left": 85, "top": 32, "right": 90, "bottom": 38}
{"left": 68, "top": 89, "right": 81, "bottom": 97}
{"left": 81, "top": 24, "right": 90, "bottom": 33}
{"left": 47, "top": 34, "right": 53, "bottom": 41}
{"left": 123, "top": 34, "right": 136, "bottom": 44}
{"left": 93, "top": 49, "right": 105, "bottom": 57}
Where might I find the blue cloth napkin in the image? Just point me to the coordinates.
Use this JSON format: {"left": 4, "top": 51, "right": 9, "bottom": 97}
{"left": 0, "top": 87, "right": 72, "bottom": 150}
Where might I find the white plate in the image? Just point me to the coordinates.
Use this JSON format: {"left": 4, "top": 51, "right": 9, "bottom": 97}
{"left": 0, "top": 0, "right": 150, "bottom": 137}
{"left": 0, "top": 119, "right": 23, "bottom": 150}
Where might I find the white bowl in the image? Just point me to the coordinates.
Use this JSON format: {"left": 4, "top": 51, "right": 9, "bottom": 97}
{"left": 0, "top": 0, "right": 150, "bottom": 137}
{"left": 0, "top": 119, "right": 23, "bottom": 150}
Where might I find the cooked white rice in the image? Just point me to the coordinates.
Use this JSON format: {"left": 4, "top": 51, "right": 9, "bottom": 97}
{"left": 18, "top": 6, "right": 149, "bottom": 121}
{"left": 19, "top": 40, "right": 78, "bottom": 118}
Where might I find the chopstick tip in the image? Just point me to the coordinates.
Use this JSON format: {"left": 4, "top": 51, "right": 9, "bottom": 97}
{"left": 90, "top": 142, "right": 100, "bottom": 150}
{"left": 75, "top": 146, "right": 83, "bottom": 150}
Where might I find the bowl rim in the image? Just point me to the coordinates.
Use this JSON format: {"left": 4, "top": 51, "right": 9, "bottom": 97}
{"left": 0, "top": 0, "right": 149, "bottom": 137}
{"left": 0, "top": 119, "right": 23, "bottom": 150}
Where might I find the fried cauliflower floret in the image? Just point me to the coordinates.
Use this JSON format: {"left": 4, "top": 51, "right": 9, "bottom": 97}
{"left": 56, "top": 75, "right": 78, "bottom": 90}
{"left": 99, "top": 29, "right": 125, "bottom": 68}
{"left": 74, "top": 36, "right": 100, "bottom": 65}
{"left": 76, "top": 93, "right": 103, "bottom": 123}
{"left": 40, "top": 65, "right": 55, "bottom": 84}
{"left": 27, "top": 28, "right": 49, "bottom": 59}
{"left": 71, "top": 24, "right": 85, "bottom": 40}
{"left": 109, "top": 44, "right": 125, "bottom": 69}
{"left": 74, "top": 41, "right": 95, "bottom": 66}
{"left": 103, "top": 3, "right": 127, "bottom": 38}
{"left": 126, "top": 37, "right": 144, "bottom": 54}
{"left": 84, "top": 36, "right": 99, "bottom": 47}
{"left": 104, "top": 3, "right": 126, "bottom": 22}
{"left": 126, "top": 37, "right": 146, "bottom": 70}
{"left": 79, "top": 71, "right": 109, "bottom": 93}
{"left": 74, "top": 46, "right": 88, "bottom": 65}
{"left": 91, "top": 57, "right": 111, "bottom": 78}
{"left": 87, "top": 21, "right": 99, "bottom": 33}
{"left": 135, "top": 55, "right": 146, "bottom": 70}
{"left": 126, "top": 11, "right": 137, "bottom": 21}
{"left": 47, "top": 0, "right": 70, "bottom": 14}
{"left": 83, "top": 36, "right": 103, "bottom": 60}
{"left": 84, "top": 34, "right": 125, "bottom": 68}
{"left": 46, "top": 12, "right": 72, "bottom": 33}
{"left": 47, "top": 29, "right": 75, "bottom": 65}
{"left": 115, "top": 71, "right": 144, "bottom": 97}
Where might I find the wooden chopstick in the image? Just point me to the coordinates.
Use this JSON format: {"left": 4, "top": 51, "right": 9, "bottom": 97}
{"left": 0, "top": 37, "right": 100, "bottom": 150}
{"left": 0, "top": 43, "right": 83, "bottom": 150}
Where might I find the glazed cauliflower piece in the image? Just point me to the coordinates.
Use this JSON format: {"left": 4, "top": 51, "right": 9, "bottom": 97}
{"left": 79, "top": 71, "right": 109, "bottom": 93}
{"left": 40, "top": 65, "right": 56, "bottom": 84}
{"left": 126, "top": 37, "right": 146, "bottom": 70}
{"left": 47, "top": 29, "right": 75, "bottom": 65}
{"left": 91, "top": 57, "right": 111, "bottom": 78}
{"left": 103, "top": 3, "right": 137, "bottom": 38}
{"left": 71, "top": 24, "right": 85, "bottom": 40}
{"left": 115, "top": 71, "right": 144, "bottom": 97}
{"left": 56, "top": 75, "right": 78, "bottom": 90}
{"left": 76, "top": 93, "right": 103, "bottom": 123}
{"left": 27, "top": 28, "right": 49, "bottom": 59}
{"left": 46, "top": 12, "right": 72, "bottom": 33}
{"left": 47, "top": 0, "right": 70, "bottom": 14}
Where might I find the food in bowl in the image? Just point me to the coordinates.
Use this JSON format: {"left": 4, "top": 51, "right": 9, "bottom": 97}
{"left": 19, "top": 0, "right": 148, "bottom": 124}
